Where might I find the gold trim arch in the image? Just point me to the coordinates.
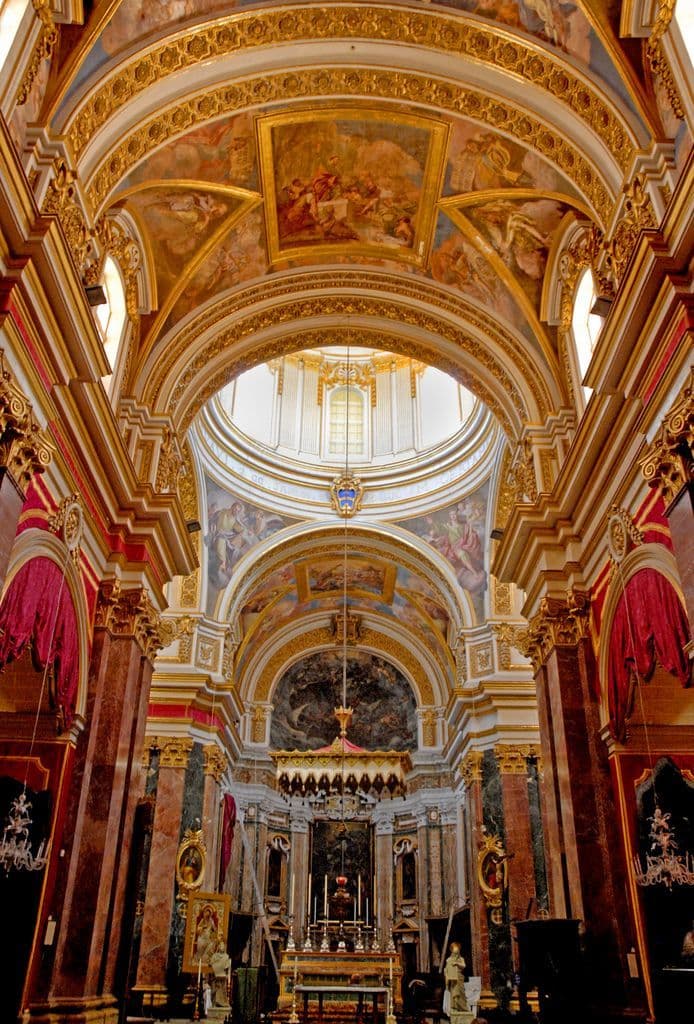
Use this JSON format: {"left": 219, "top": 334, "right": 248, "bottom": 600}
{"left": 136, "top": 276, "right": 562, "bottom": 441}
{"left": 242, "top": 615, "right": 440, "bottom": 711}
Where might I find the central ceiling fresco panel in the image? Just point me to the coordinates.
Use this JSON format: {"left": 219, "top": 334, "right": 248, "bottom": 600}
{"left": 258, "top": 109, "right": 448, "bottom": 267}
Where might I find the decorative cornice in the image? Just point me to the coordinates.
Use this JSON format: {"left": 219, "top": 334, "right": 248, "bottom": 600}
{"left": 203, "top": 744, "right": 227, "bottom": 781}
{"left": 640, "top": 368, "right": 693, "bottom": 510}
{"left": 459, "top": 750, "right": 484, "bottom": 787}
{"left": 494, "top": 743, "right": 540, "bottom": 775}
{"left": 94, "top": 580, "right": 165, "bottom": 659}
{"left": 157, "top": 736, "right": 194, "bottom": 769}
{"left": 517, "top": 589, "right": 591, "bottom": 673}
{"left": 0, "top": 351, "right": 53, "bottom": 491}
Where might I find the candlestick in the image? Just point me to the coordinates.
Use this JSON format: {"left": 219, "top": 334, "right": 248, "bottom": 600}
{"left": 323, "top": 873, "right": 328, "bottom": 917}
{"left": 365, "top": 897, "right": 369, "bottom": 927}
{"left": 307, "top": 872, "right": 312, "bottom": 919}
{"left": 290, "top": 873, "right": 295, "bottom": 916}
{"left": 357, "top": 873, "right": 361, "bottom": 918}
{"left": 313, "top": 895, "right": 318, "bottom": 924}
{"left": 389, "top": 957, "right": 393, "bottom": 986}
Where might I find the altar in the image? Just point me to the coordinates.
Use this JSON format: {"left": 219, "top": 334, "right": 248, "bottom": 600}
{"left": 276, "top": 949, "right": 403, "bottom": 1023}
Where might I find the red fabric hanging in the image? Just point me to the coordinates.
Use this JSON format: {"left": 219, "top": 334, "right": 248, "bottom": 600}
{"left": 607, "top": 568, "right": 690, "bottom": 740}
{"left": 220, "top": 792, "right": 236, "bottom": 884}
{"left": 0, "top": 557, "right": 79, "bottom": 727}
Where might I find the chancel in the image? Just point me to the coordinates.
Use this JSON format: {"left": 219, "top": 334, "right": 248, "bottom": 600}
{"left": 0, "top": 3, "right": 691, "bottom": 1024}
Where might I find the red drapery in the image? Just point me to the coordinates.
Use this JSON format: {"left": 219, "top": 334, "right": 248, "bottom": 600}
{"left": 0, "top": 557, "right": 79, "bottom": 727}
{"left": 607, "top": 568, "right": 690, "bottom": 740}
{"left": 220, "top": 793, "right": 236, "bottom": 885}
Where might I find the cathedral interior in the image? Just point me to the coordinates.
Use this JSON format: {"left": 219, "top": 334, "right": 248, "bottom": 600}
{"left": 0, "top": 1, "right": 692, "bottom": 1023}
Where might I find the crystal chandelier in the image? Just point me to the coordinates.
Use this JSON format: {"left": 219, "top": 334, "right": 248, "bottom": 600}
{"left": 0, "top": 790, "right": 49, "bottom": 873}
{"left": 633, "top": 806, "right": 694, "bottom": 888}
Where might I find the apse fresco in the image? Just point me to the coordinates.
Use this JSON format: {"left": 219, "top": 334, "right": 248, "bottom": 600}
{"left": 119, "top": 115, "right": 259, "bottom": 192}
{"left": 260, "top": 111, "right": 447, "bottom": 263}
{"left": 270, "top": 650, "right": 417, "bottom": 751}
{"left": 204, "top": 476, "right": 294, "bottom": 609}
{"left": 125, "top": 188, "right": 243, "bottom": 299}
{"left": 400, "top": 484, "right": 488, "bottom": 620}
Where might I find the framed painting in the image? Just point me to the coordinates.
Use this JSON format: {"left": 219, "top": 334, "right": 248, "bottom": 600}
{"left": 183, "top": 891, "right": 231, "bottom": 973}
{"left": 176, "top": 828, "right": 207, "bottom": 895}
{"left": 258, "top": 107, "right": 449, "bottom": 267}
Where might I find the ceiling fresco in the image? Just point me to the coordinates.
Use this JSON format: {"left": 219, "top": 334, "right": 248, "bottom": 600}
{"left": 105, "top": 105, "right": 589, "bottom": 367}
{"left": 259, "top": 109, "right": 447, "bottom": 266}
{"left": 269, "top": 650, "right": 418, "bottom": 752}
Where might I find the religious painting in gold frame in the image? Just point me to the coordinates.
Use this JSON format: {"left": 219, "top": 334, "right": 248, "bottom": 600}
{"left": 183, "top": 891, "right": 231, "bottom": 973}
{"left": 176, "top": 827, "right": 207, "bottom": 898}
{"left": 258, "top": 107, "right": 449, "bottom": 268}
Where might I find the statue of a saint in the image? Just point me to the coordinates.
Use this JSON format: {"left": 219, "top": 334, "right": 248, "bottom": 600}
{"left": 209, "top": 940, "right": 231, "bottom": 1007}
{"left": 444, "top": 942, "right": 469, "bottom": 1018}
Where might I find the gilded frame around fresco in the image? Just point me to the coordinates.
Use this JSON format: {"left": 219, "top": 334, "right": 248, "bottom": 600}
{"left": 183, "top": 891, "right": 232, "bottom": 973}
{"left": 257, "top": 106, "right": 449, "bottom": 268}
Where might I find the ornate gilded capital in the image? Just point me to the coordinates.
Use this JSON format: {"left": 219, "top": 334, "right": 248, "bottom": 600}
{"left": 158, "top": 614, "right": 195, "bottom": 650}
{"left": 0, "top": 352, "right": 53, "bottom": 490}
{"left": 640, "top": 369, "right": 694, "bottom": 510}
{"left": 518, "top": 589, "right": 591, "bottom": 673}
{"left": 459, "top": 750, "right": 484, "bottom": 788}
{"left": 203, "top": 744, "right": 227, "bottom": 782}
{"left": 494, "top": 744, "right": 538, "bottom": 775}
{"left": 158, "top": 736, "right": 194, "bottom": 769}
{"left": 94, "top": 580, "right": 165, "bottom": 659}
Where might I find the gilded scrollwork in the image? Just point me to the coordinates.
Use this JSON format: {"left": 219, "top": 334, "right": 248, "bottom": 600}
{"left": 0, "top": 351, "right": 53, "bottom": 490}
{"left": 47, "top": 493, "right": 84, "bottom": 561}
{"left": 640, "top": 368, "right": 693, "bottom": 509}
{"left": 459, "top": 750, "right": 483, "bottom": 788}
{"left": 16, "top": 0, "right": 58, "bottom": 107}
{"left": 646, "top": 0, "right": 685, "bottom": 121}
{"left": 507, "top": 438, "right": 538, "bottom": 504}
{"left": 601, "top": 175, "right": 657, "bottom": 289}
{"left": 41, "top": 159, "right": 96, "bottom": 277}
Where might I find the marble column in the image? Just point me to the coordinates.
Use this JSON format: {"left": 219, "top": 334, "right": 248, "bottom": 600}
{"left": 494, "top": 745, "right": 539, "bottom": 969}
{"left": 136, "top": 736, "right": 193, "bottom": 993}
{"left": 521, "top": 592, "right": 646, "bottom": 1018}
{"left": 640, "top": 368, "right": 694, "bottom": 632}
{"left": 0, "top": 349, "right": 52, "bottom": 589}
{"left": 461, "top": 752, "right": 492, "bottom": 1002}
{"left": 373, "top": 808, "right": 394, "bottom": 945}
{"left": 289, "top": 807, "right": 311, "bottom": 941}
{"left": 29, "top": 581, "right": 162, "bottom": 1023}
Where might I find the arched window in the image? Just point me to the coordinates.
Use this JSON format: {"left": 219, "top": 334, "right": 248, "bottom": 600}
{"left": 328, "top": 385, "right": 365, "bottom": 457}
{"left": 571, "top": 267, "right": 603, "bottom": 399}
{"left": 95, "top": 256, "right": 128, "bottom": 392}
